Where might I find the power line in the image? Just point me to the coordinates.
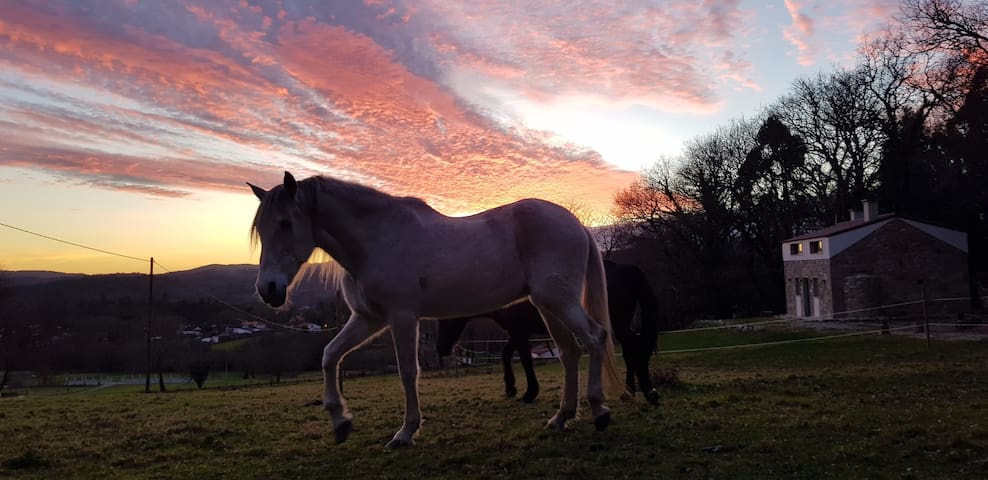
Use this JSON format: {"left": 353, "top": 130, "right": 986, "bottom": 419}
{"left": 0, "top": 220, "right": 148, "bottom": 263}
{"left": 1, "top": 219, "right": 332, "bottom": 334}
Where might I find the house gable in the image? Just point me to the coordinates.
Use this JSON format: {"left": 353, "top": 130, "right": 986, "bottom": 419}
{"left": 783, "top": 217, "right": 967, "bottom": 261}
{"left": 902, "top": 219, "right": 968, "bottom": 253}
{"left": 829, "top": 218, "right": 970, "bottom": 315}
{"left": 828, "top": 220, "right": 892, "bottom": 257}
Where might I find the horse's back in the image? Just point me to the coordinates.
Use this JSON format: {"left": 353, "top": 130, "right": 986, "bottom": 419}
{"left": 502, "top": 199, "right": 592, "bottom": 278}
{"left": 409, "top": 199, "right": 586, "bottom": 318}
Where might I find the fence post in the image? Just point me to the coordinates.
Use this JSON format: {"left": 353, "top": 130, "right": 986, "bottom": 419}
{"left": 920, "top": 280, "right": 930, "bottom": 351}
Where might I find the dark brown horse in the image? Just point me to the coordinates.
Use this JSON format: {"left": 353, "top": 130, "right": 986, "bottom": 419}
{"left": 437, "top": 260, "right": 660, "bottom": 405}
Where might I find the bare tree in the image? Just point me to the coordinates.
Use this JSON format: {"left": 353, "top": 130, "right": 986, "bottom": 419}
{"left": 900, "top": 0, "right": 988, "bottom": 58}
{"left": 591, "top": 220, "right": 640, "bottom": 259}
{"left": 614, "top": 119, "right": 770, "bottom": 316}
{"left": 771, "top": 68, "right": 886, "bottom": 221}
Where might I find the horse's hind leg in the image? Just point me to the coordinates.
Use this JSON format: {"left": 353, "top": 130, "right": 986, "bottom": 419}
{"left": 536, "top": 312, "right": 580, "bottom": 430}
{"left": 534, "top": 300, "right": 611, "bottom": 430}
{"left": 386, "top": 312, "right": 422, "bottom": 451}
{"left": 322, "top": 313, "right": 386, "bottom": 443}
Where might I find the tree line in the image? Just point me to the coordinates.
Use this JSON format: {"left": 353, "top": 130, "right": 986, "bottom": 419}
{"left": 610, "top": 0, "right": 988, "bottom": 320}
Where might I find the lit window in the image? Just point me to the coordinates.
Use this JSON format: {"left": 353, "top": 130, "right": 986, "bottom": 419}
{"left": 809, "top": 240, "right": 823, "bottom": 254}
{"left": 790, "top": 243, "right": 803, "bottom": 255}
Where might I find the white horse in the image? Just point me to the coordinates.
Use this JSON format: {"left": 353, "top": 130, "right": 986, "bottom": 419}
{"left": 248, "top": 171, "right": 623, "bottom": 449}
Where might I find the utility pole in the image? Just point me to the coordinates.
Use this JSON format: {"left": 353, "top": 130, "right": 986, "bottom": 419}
{"left": 145, "top": 257, "right": 154, "bottom": 393}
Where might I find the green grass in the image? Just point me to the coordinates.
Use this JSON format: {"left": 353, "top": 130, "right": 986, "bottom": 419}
{"left": 2, "top": 328, "right": 987, "bottom": 479}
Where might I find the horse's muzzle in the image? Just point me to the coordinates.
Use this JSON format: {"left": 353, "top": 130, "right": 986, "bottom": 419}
{"left": 258, "top": 281, "right": 287, "bottom": 308}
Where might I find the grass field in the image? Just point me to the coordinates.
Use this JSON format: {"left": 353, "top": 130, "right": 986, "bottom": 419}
{"left": 2, "top": 326, "right": 987, "bottom": 479}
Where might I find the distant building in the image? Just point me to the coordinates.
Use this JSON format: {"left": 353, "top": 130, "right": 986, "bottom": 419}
{"left": 782, "top": 200, "right": 970, "bottom": 319}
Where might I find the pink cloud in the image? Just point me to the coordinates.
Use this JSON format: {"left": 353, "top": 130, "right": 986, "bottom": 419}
{"left": 837, "top": 0, "right": 900, "bottom": 45}
{"left": 0, "top": 1, "right": 641, "bottom": 220}
{"left": 413, "top": 0, "right": 760, "bottom": 111}
{"left": 783, "top": 0, "right": 818, "bottom": 66}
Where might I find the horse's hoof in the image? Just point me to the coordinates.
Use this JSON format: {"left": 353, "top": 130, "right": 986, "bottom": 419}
{"left": 334, "top": 419, "right": 353, "bottom": 444}
{"left": 506, "top": 386, "right": 518, "bottom": 398}
{"left": 593, "top": 411, "right": 611, "bottom": 432}
{"left": 521, "top": 391, "right": 537, "bottom": 403}
{"left": 646, "top": 389, "right": 660, "bottom": 406}
{"left": 384, "top": 438, "right": 413, "bottom": 451}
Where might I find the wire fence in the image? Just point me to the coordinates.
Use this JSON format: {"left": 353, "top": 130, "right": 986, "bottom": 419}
{"left": 444, "top": 296, "right": 988, "bottom": 364}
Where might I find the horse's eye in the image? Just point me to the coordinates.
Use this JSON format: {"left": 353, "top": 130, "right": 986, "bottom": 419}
{"left": 279, "top": 220, "right": 292, "bottom": 231}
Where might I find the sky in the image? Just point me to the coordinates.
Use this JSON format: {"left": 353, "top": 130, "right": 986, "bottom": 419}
{"left": 0, "top": 0, "right": 899, "bottom": 274}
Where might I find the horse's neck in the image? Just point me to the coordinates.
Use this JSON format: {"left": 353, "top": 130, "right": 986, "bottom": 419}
{"left": 307, "top": 180, "right": 418, "bottom": 275}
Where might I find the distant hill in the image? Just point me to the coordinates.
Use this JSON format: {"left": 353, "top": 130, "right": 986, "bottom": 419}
{"left": 2, "top": 263, "right": 339, "bottom": 307}
{"left": 3, "top": 270, "right": 88, "bottom": 286}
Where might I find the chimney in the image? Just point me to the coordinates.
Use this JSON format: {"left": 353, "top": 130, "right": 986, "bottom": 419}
{"left": 862, "top": 200, "right": 878, "bottom": 222}
{"left": 849, "top": 209, "right": 858, "bottom": 221}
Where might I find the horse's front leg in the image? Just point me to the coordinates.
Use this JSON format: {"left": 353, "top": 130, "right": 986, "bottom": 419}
{"left": 323, "top": 313, "right": 386, "bottom": 444}
{"left": 501, "top": 341, "right": 518, "bottom": 398}
{"left": 622, "top": 342, "right": 637, "bottom": 395}
{"left": 516, "top": 338, "right": 539, "bottom": 403}
{"left": 386, "top": 312, "right": 422, "bottom": 450}
{"left": 634, "top": 347, "right": 660, "bottom": 406}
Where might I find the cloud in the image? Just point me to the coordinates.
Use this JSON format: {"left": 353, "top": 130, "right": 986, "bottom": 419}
{"left": 783, "top": 0, "right": 818, "bottom": 66}
{"left": 0, "top": 0, "right": 771, "bottom": 220}
{"left": 835, "top": 0, "right": 900, "bottom": 47}
{"left": 413, "top": 0, "right": 760, "bottom": 111}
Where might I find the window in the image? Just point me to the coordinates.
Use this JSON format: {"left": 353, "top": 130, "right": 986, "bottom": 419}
{"left": 809, "top": 240, "right": 823, "bottom": 254}
{"left": 789, "top": 242, "right": 803, "bottom": 255}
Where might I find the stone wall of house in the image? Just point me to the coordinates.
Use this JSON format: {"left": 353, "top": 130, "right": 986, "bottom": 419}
{"left": 842, "top": 274, "right": 882, "bottom": 314}
{"left": 783, "top": 259, "right": 832, "bottom": 317}
{"left": 831, "top": 218, "right": 970, "bottom": 318}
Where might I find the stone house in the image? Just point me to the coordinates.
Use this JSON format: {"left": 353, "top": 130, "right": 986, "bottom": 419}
{"left": 782, "top": 200, "right": 969, "bottom": 319}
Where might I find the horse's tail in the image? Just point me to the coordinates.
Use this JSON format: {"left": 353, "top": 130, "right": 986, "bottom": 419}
{"left": 583, "top": 228, "right": 627, "bottom": 399}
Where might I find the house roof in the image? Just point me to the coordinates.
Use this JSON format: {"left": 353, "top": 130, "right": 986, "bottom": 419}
{"left": 784, "top": 213, "right": 896, "bottom": 242}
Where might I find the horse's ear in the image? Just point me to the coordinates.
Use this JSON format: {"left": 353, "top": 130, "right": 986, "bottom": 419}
{"left": 283, "top": 171, "right": 297, "bottom": 197}
{"left": 246, "top": 182, "right": 266, "bottom": 201}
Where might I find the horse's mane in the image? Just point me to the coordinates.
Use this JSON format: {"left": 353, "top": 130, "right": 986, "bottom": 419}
{"left": 290, "top": 260, "right": 346, "bottom": 298}
{"left": 250, "top": 175, "right": 437, "bottom": 250}
{"left": 306, "top": 176, "right": 437, "bottom": 215}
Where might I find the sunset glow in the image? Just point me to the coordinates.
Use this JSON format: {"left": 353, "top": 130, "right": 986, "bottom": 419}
{"left": 0, "top": 0, "right": 897, "bottom": 274}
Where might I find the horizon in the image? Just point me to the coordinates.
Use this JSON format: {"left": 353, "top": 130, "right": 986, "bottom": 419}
{"left": 2, "top": 262, "right": 257, "bottom": 276}
{"left": 0, "top": 1, "right": 900, "bottom": 274}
